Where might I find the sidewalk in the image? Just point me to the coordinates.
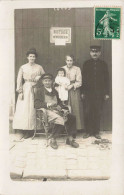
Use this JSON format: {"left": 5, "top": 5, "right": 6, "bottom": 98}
{"left": 10, "top": 131, "right": 112, "bottom": 181}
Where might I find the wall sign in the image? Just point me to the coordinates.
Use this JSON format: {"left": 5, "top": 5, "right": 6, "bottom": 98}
{"left": 50, "top": 27, "right": 71, "bottom": 45}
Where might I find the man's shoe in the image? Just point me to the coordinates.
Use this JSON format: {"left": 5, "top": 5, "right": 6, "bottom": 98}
{"left": 83, "top": 133, "right": 90, "bottom": 139}
{"left": 50, "top": 139, "right": 58, "bottom": 149}
{"left": 66, "top": 138, "right": 79, "bottom": 148}
{"left": 94, "top": 134, "right": 101, "bottom": 139}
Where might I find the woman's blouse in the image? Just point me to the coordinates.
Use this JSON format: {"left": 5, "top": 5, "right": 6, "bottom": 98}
{"left": 16, "top": 63, "right": 45, "bottom": 93}
{"left": 62, "top": 65, "right": 82, "bottom": 89}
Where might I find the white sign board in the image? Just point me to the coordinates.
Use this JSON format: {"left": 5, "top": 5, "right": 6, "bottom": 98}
{"left": 50, "top": 27, "right": 71, "bottom": 45}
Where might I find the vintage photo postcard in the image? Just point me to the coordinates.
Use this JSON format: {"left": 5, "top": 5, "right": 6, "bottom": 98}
{"left": 0, "top": 1, "right": 124, "bottom": 195}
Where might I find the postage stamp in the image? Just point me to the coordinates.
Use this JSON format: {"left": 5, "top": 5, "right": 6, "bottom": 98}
{"left": 94, "top": 7, "right": 121, "bottom": 39}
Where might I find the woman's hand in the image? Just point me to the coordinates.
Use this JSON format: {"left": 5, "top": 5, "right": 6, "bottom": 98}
{"left": 66, "top": 84, "right": 74, "bottom": 91}
{"left": 34, "top": 76, "right": 41, "bottom": 82}
{"left": 104, "top": 95, "right": 109, "bottom": 100}
{"left": 18, "top": 93, "right": 23, "bottom": 100}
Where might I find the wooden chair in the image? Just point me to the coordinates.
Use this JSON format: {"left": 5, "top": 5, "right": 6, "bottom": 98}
{"left": 32, "top": 106, "right": 71, "bottom": 147}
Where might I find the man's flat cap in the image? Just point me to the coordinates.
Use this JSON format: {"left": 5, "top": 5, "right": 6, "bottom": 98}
{"left": 41, "top": 73, "right": 54, "bottom": 80}
{"left": 90, "top": 45, "right": 101, "bottom": 51}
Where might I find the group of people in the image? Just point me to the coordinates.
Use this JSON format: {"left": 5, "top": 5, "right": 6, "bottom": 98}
{"left": 13, "top": 45, "right": 109, "bottom": 149}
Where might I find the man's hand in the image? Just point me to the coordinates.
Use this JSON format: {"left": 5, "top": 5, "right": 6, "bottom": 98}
{"left": 18, "top": 93, "right": 23, "bottom": 100}
{"left": 56, "top": 105, "right": 62, "bottom": 111}
{"left": 47, "top": 103, "right": 57, "bottom": 108}
{"left": 81, "top": 94, "right": 85, "bottom": 99}
{"left": 104, "top": 95, "right": 109, "bottom": 100}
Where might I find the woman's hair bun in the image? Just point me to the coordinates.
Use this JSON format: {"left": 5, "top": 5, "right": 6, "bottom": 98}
{"left": 29, "top": 48, "right": 37, "bottom": 52}
{"left": 26, "top": 48, "right": 38, "bottom": 57}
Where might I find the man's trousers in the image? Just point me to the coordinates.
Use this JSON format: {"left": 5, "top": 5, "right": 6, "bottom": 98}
{"left": 51, "top": 114, "right": 77, "bottom": 139}
{"left": 83, "top": 96, "right": 103, "bottom": 135}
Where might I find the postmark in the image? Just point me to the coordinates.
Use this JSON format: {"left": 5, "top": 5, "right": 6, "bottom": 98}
{"left": 94, "top": 7, "right": 121, "bottom": 39}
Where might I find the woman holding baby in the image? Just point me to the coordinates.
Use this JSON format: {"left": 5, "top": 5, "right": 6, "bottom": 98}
{"left": 62, "top": 55, "right": 84, "bottom": 130}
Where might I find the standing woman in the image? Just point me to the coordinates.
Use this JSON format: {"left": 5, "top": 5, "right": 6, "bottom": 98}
{"left": 63, "top": 55, "right": 84, "bottom": 130}
{"left": 13, "top": 48, "right": 45, "bottom": 138}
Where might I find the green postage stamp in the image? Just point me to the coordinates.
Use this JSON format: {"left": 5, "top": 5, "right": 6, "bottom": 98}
{"left": 94, "top": 7, "right": 121, "bottom": 39}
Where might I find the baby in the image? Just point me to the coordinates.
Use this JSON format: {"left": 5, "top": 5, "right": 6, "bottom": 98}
{"left": 55, "top": 68, "right": 70, "bottom": 105}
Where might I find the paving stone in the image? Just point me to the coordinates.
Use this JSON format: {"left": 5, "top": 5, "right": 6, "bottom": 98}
{"left": 67, "top": 169, "right": 109, "bottom": 180}
{"left": 56, "top": 149, "right": 65, "bottom": 156}
{"left": 9, "top": 133, "right": 24, "bottom": 142}
{"left": 77, "top": 157, "right": 88, "bottom": 169}
{"left": 10, "top": 143, "right": 16, "bottom": 150}
{"left": 46, "top": 150, "right": 58, "bottom": 156}
{"left": 27, "top": 148, "right": 37, "bottom": 153}
{"left": 99, "top": 169, "right": 111, "bottom": 179}
{"left": 23, "top": 169, "right": 67, "bottom": 179}
{"left": 26, "top": 158, "right": 36, "bottom": 163}
{"left": 35, "top": 161, "right": 48, "bottom": 170}
{"left": 78, "top": 144, "right": 88, "bottom": 149}
{"left": 87, "top": 149, "right": 100, "bottom": 157}
{"left": 98, "top": 160, "right": 111, "bottom": 169}
{"left": 46, "top": 157, "right": 59, "bottom": 169}
{"left": 10, "top": 131, "right": 112, "bottom": 180}
{"left": 10, "top": 167, "right": 23, "bottom": 180}
{"left": 77, "top": 148, "right": 88, "bottom": 157}
{"left": 15, "top": 145, "right": 28, "bottom": 152}
{"left": 37, "top": 148, "right": 47, "bottom": 155}
{"left": 26, "top": 153, "right": 36, "bottom": 159}
{"left": 66, "top": 159, "right": 78, "bottom": 169}
{"left": 56, "top": 163, "right": 66, "bottom": 169}
{"left": 87, "top": 161, "right": 100, "bottom": 169}
{"left": 65, "top": 153, "right": 77, "bottom": 159}
{"left": 38, "top": 143, "right": 47, "bottom": 148}
{"left": 35, "top": 156, "right": 48, "bottom": 163}
{"left": 87, "top": 156, "right": 98, "bottom": 162}
{"left": 15, "top": 156, "right": 26, "bottom": 162}
{"left": 14, "top": 160, "right": 26, "bottom": 168}
{"left": 18, "top": 153, "right": 27, "bottom": 158}
{"left": 65, "top": 148, "right": 79, "bottom": 156}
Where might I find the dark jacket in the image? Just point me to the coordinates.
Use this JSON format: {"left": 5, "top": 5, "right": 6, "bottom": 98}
{"left": 81, "top": 59, "right": 109, "bottom": 98}
{"left": 34, "top": 86, "right": 63, "bottom": 109}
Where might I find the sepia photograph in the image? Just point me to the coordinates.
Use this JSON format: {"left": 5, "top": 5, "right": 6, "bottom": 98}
{"left": 0, "top": 1, "right": 124, "bottom": 195}
{"left": 9, "top": 7, "right": 113, "bottom": 181}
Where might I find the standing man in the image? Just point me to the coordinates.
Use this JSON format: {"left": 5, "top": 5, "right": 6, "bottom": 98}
{"left": 81, "top": 46, "right": 109, "bottom": 139}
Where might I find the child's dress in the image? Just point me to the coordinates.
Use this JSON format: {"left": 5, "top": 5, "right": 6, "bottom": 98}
{"left": 55, "top": 76, "right": 70, "bottom": 101}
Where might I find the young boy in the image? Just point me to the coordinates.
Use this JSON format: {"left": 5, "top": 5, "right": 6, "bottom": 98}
{"left": 55, "top": 68, "right": 70, "bottom": 105}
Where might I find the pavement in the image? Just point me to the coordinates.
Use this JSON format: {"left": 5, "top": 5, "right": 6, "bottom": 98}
{"left": 10, "top": 131, "right": 112, "bottom": 181}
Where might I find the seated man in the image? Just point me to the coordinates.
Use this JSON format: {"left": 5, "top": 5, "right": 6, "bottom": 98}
{"left": 34, "top": 73, "right": 79, "bottom": 149}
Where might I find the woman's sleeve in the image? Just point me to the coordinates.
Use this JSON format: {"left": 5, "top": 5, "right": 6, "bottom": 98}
{"left": 40, "top": 66, "right": 45, "bottom": 75}
{"left": 73, "top": 67, "right": 82, "bottom": 89}
{"left": 16, "top": 67, "right": 23, "bottom": 93}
